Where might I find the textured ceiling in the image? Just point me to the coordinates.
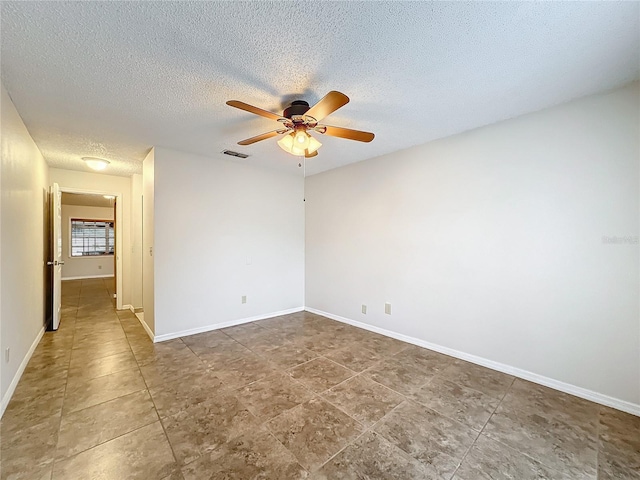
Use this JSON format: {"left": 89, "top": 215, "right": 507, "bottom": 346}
{"left": 1, "top": 2, "right": 638, "bottom": 177}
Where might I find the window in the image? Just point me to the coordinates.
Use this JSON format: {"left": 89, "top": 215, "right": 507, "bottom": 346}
{"left": 70, "top": 219, "right": 114, "bottom": 257}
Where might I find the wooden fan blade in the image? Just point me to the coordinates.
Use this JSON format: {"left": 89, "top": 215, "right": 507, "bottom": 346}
{"left": 318, "top": 125, "right": 375, "bottom": 143}
{"left": 305, "top": 149, "right": 318, "bottom": 158}
{"left": 226, "top": 100, "right": 285, "bottom": 122}
{"left": 238, "top": 130, "right": 281, "bottom": 145}
{"left": 305, "top": 91, "right": 349, "bottom": 122}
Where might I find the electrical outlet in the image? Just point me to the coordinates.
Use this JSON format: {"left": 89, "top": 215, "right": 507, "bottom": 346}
{"left": 5, "top": 348, "right": 9, "bottom": 363}
{"left": 385, "top": 302, "right": 392, "bottom": 315}
{"left": 361, "top": 304, "right": 367, "bottom": 314}
{"left": 241, "top": 295, "right": 247, "bottom": 304}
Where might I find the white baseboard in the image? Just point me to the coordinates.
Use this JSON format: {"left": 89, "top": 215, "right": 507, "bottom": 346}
{"left": 305, "top": 307, "right": 640, "bottom": 417}
{"left": 0, "top": 326, "right": 45, "bottom": 419}
{"left": 62, "top": 274, "right": 114, "bottom": 281}
{"left": 120, "top": 304, "right": 134, "bottom": 313}
{"left": 154, "top": 307, "right": 305, "bottom": 343}
{"left": 135, "top": 313, "right": 155, "bottom": 343}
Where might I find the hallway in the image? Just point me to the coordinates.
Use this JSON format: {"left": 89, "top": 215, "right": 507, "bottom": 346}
{"left": 1, "top": 279, "right": 639, "bottom": 479}
{"left": 1, "top": 278, "right": 180, "bottom": 479}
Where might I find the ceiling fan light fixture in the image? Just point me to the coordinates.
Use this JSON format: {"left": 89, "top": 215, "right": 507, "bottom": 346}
{"left": 291, "top": 145, "right": 306, "bottom": 156}
{"left": 277, "top": 133, "right": 305, "bottom": 155}
{"left": 278, "top": 132, "right": 319, "bottom": 157}
{"left": 82, "top": 157, "right": 110, "bottom": 171}
{"left": 294, "top": 130, "right": 310, "bottom": 150}
{"left": 307, "top": 135, "right": 322, "bottom": 154}
{"left": 277, "top": 133, "right": 294, "bottom": 153}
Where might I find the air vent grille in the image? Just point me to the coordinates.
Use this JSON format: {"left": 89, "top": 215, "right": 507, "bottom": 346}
{"left": 222, "top": 150, "right": 249, "bottom": 159}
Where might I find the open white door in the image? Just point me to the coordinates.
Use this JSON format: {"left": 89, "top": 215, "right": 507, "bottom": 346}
{"left": 48, "top": 183, "right": 63, "bottom": 330}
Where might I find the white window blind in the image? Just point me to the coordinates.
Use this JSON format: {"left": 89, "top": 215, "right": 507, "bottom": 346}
{"left": 71, "top": 219, "right": 114, "bottom": 257}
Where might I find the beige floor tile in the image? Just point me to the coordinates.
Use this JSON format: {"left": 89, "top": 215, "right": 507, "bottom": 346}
{"left": 598, "top": 407, "right": 640, "bottom": 480}
{"left": 51, "top": 421, "right": 178, "bottom": 480}
{"left": 597, "top": 441, "right": 640, "bottom": 480}
{"left": 373, "top": 400, "right": 478, "bottom": 478}
{"left": 314, "top": 431, "right": 429, "bottom": 480}
{"left": 599, "top": 406, "right": 640, "bottom": 454}
{"left": 409, "top": 376, "right": 499, "bottom": 431}
{"left": 392, "top": 345, "right": 456, "bottom": 372}
{"left": 181, "top": 430, "right": 308, "bottom": 480}
{"left": 288, "top": 357, "right": 355, "bottom": 393}
{"left": 237, "top": 329, "right": 296, "bottom": 354}
{"left": 63, "top": 367, "right": 147, "bottom": 414}
{"left": 70, "top": 337, "right": 131, "bottom": 361}
{"left": 266, "top": 397, "right": 364, "bottom": 471}
{"left": 181, "top": 330, "right": 236, "bottom": 350}
{"left": 220, "top": 322, "right": 268, "bottom": 342}
{"left": 363, "top": 358, "right": 434, "bottom": 395}
{"left": 68, "top": 349, "right": 138, "bottom": 380}
{"left": 2, "top": 384, "right": 65, "bottom": 430}
{"left": 211, "top": 354, "right": 277, "bottom": 389}
{"left": 323, "top": 344, "right": 383, "bottom": 372}
{"left": 148, "top": 369, "right": 226, "bottom": 418}
{"left": 484, "top": 403, "right": 598, "bottom": 478}
{"left": 452, "top": 434, "right": 571, "bottom": 480}
{"left": 293, "top": 332, "right": 354, "bottom": 356}
{"left": 1, "top": 417, "right": 59, "bottom": 480}
{"left": 323, "top": 374, "right": 404, "bottom": 427}
{"left": 195, "top": 341, "right": 253, "bottom": 369}
{"left": 162, "top": 392, "right": 261, "bottom": 466}
{"left": 237, "top": 372, "right": 313, "bottom": 420}
{"left": 139, "top": 352, "right": 207, "bottom": 388}
{"left": 261, "top": 343, "right": 319, "bottom": 369}
{"left": 56, "top": 389, "right": 159, "bottom": 459}
{"left": 439, "top": 360, "right": 514, "bottom": 399}
{"left": 500, "top": 379, "right": 599, "bottom": 430}
{"left": 354, "top": 333, "right": 408, "bottom": 357}
{"left": 130, "top": 338, "right": 188, "bottom": 366}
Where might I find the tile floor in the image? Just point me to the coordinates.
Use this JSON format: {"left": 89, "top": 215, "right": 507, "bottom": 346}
{"left": 1, "top": 278, "right": 638, "bottom": 479}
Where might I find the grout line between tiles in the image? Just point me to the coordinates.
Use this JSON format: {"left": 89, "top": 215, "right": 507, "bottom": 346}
{"left": 472, "top": 376, "right": 594, "bottom": 479}
{"left": 54, "top": 417, "right": 160, "bottom": 466}
{"left": 314, "top": 398, "right": 409, "bottom": 473}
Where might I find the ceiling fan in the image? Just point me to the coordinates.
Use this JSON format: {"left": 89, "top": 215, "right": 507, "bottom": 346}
{"left": 226, "top": 91, "right": 374, "bottom": 158}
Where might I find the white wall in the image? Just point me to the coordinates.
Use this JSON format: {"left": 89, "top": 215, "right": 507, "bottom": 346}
{"left": 306, "top": 83, "right": 640, "bottom": 411}
{"left": 0, "top": 84, "right": 49, "bottom": 413}
{"left": 152, "top": 147, "right": 304, "bottom": 339}
{"left": 49, "top": 168, "right": 132, "bottom": 307}
{"left": 61, "top": 205, "right": 114, "bottom": 279}
{"left": 131, "top": 173, "right": 143, "bottom": 309}
{"left": 142, "top": 150, "right": 155, "bottom": 334}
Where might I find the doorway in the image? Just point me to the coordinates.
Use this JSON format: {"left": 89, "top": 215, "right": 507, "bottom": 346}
{"left": 50, "top": 187, "right": 124, "bottom": 319}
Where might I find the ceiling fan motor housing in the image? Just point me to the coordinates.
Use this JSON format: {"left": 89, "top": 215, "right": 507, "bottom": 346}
{"left": 283, "top": 100, "right": 310, "bottom": 119}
